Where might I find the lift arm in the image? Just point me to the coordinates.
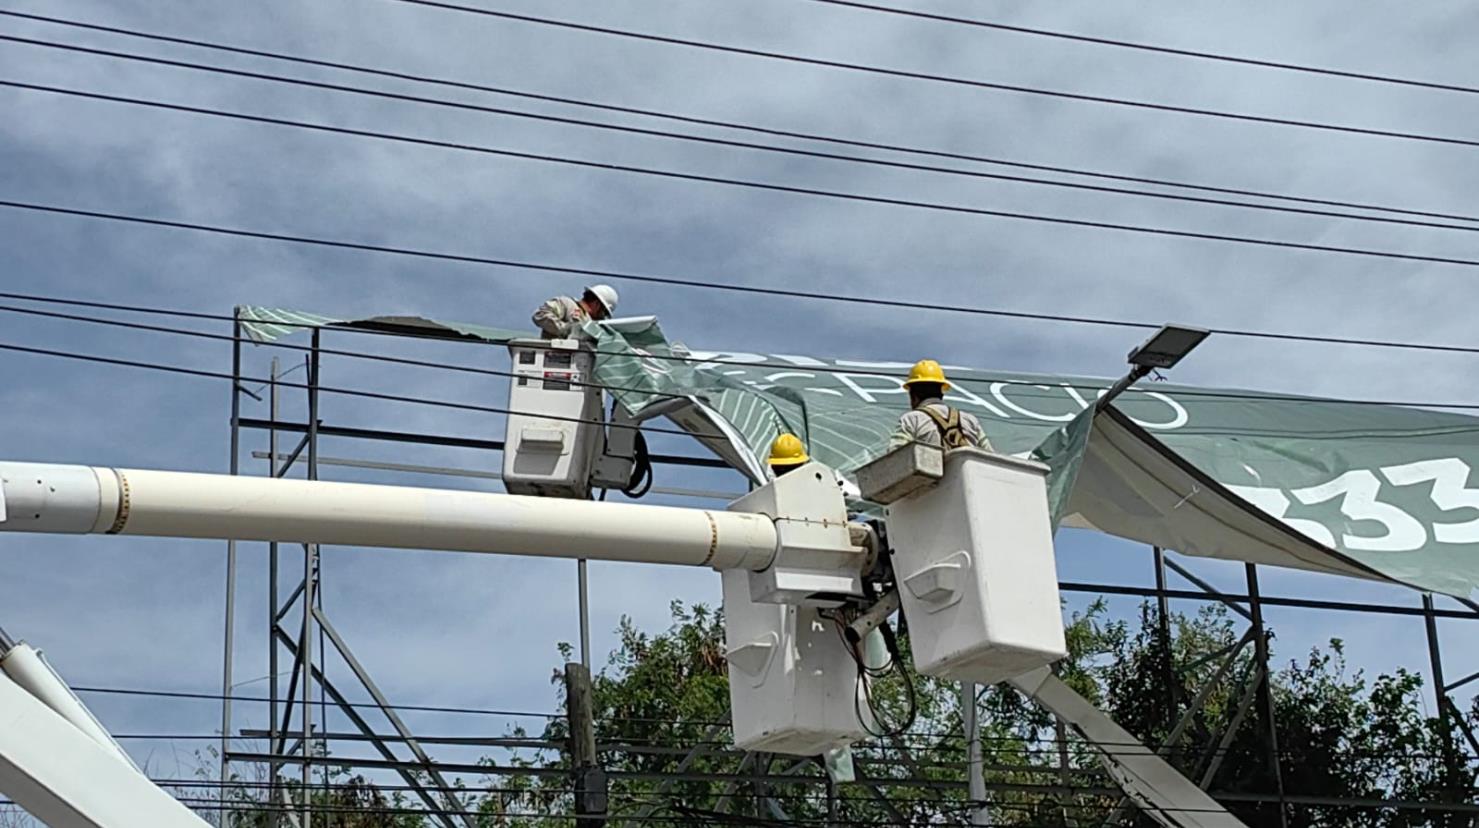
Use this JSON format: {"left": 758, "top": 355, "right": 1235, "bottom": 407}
{"left": 0, "top": 640, "right": 209, "bottom": 827}
{"left": 0, "top": 462, "right": 778, "bottom": 570}
{"left": 1011, "top": 668, "right": 1248, "bottom": 828}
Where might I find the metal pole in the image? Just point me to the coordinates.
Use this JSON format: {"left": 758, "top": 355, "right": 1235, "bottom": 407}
{"left": 565, "top": 663, "right": 605, "bottom": 824}
{"left": 266, "top": 357, "right": 281, "bottom": 824}
{"left": 578, "top": 559, "right": 591, "bottom": 670}
{"left": 300, "top": 334, "right": 320, "bottom": 827}
{"left": 1245, "top": 564, "right": 1288, "bottom": 828}
{"left": 825, "top": 772, "right": 838, "bottom": 828}
{"left": 962, "top": 681, "right": 987, "bottom": 825}
{"left": 1153, "top": 546, "right": 1178, "bottom": 733}
{"left": 1095, "top": 365, "right": 1152, "bottom": 411}
{"left": 1421, "top": 593, "right": 1461, "bottom": 799}
{"left": 219, "top": 315, "right": 242, "bottom": 817}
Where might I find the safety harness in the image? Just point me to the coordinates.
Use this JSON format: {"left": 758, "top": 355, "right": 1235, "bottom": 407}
{"left": 919, "top": 405, "right": 972, "bottom": 449}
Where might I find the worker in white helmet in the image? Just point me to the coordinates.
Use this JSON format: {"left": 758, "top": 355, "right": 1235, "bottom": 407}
{"left": 532, "top": 284, "right": 619, "bottom": 339}
{"left": 888, "top": 359, "right": 992, "bottom": 450}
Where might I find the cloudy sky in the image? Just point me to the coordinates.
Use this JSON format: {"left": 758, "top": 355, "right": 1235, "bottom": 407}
{"left": 3, "top": 0, "right": 1479, "bottom": 804}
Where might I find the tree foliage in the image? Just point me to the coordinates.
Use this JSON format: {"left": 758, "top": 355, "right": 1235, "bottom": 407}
{"left": 207, "top": 599, "right": 1478, "bottom": 826}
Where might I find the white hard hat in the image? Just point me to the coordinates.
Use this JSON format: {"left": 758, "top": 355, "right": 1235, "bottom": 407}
{"left": 585, "top": 284, "right": 619, "bottom": 317}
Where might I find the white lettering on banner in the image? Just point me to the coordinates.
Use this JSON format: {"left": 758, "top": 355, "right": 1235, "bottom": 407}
{"left": 688, "top": 352, "right": 768, "bottom": 372}
{"left": 990, "top": 382, "right": 1078, "bottom": 423}
{"left": 1381, "top": 458, "right": 1479, "bottom": 544}
{"left": 1229, "top": 458, "right": 1479, "bottom": 552}
{"left": 680, "top": 351, "right": 1190, "bottom": 429}
{"left": 833, "top": 373, "right": 907, "bottom": 404}
{"left": 1290, "top": 470, "right": 1428, "bottom": 552}
{"left": 1089, "top": 388, "right": 1190, "bottom": 430}
{"left": 628, "top": 348, "right": 673, "bottom": 377}
{"left": 941, "top": 383, "right": 1010, "bottom": 419}
{"left": 764, "top": 372, "right": 817, "bottom": 384}
{"left": 834, "top": 360, "right": 916, "bottom": 370}
{"left": 1225, "top": 484, "right": 1336, "bottom": 547}
{"left": 772, "top": 354, "right": 827, "bottom": 367}
{"left": 1060, "top": 383, "right": 1094, "bottom": 410}
{"left": 1130, "top": 391, "right": 1190, "bottom": 430}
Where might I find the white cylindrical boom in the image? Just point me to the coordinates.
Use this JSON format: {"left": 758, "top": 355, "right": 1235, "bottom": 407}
{"left": 0, "top": 462, "right": 778, "bottom": 571}
{"left": 0, "top": 664, "right": 209, "bottom": 828}
{"left": 0, "top": 644, "right": 138, "bottom": 771}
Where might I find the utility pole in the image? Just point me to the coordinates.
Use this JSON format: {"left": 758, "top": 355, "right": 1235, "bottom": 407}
{"left": 565, "top": 663, "right": 607, "bottom": 825}
{"left": 963, "top": 681, "right": 988, "bottom": 825}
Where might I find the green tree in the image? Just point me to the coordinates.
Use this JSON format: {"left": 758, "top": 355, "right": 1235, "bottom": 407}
{"left": 210, "top": 597, "right": 1477, "bottom": 826}
{"left": 490, "top": 599, "right": 1477, "bottom": 827}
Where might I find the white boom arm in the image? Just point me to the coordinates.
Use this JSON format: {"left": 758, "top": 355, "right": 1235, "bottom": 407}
{"left": 0, "top": 455, "right": 1247, "bottom": 826}
{"left": 0, "top": 640, "right": 208, "bottom": 827}
{"left": 1012, "top": 668, "right": 1248, "bottom": 828}
{"left": 0, "top": 462, "right": 778, "bottom": 570}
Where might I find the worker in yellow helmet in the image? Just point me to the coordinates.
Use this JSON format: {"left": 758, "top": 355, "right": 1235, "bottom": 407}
{"left": 768, "top": 433, "right": 810, "bottom": 477}
{"left": 532, "top": 284, "right": 619, "bottom": 339}
{"left": 888, "top": 360, "right": 992, "bottom": 451}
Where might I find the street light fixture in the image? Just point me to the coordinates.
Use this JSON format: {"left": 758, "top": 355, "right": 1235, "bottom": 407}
{"left": 1097, "top": 324, "right": 1209, "bottom": 410}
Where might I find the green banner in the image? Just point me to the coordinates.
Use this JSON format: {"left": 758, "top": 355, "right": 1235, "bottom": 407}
{"left": 241, "top": 308, "right": 1479, "bottom": 597}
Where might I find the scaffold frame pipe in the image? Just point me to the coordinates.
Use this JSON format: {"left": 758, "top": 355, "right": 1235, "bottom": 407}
{"left": 0, "top": 463, "right": 779, "bottom": 571}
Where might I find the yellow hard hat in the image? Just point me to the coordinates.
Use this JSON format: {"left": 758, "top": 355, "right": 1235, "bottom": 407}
{"left": 768, "top": 433, "right": 810, "bottom": 467}
{"left": 903, "top": 359, "right": 951, "bottom": 392}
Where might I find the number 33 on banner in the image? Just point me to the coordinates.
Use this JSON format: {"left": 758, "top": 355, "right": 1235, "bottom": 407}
{"left": 1228, "top": 457, "right": 1479, "bottom": 553}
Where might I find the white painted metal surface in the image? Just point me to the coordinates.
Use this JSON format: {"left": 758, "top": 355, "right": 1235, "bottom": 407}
{"left": 721, "top": 465, "right": 871, "bottom": 753}
{"left": 728, "top": 461, "right": 864, "bottom": 606}
{"left": 0, "top": 644, "right": 137, "bottom": 770}
{"left": 0, "top": 664, "right": 208, "bottom": 827}
{"left": 885, "top": 449, "right": 1067, "bottom": 684}
{"left": 502, "top": 338, "right": 605, "bottom": 499}
{"left": 1012, "top": 668, "right": 1248, "bottom": 828}
{"left": 0, "top": 462, "right": 779, "bottom": 571}
{"left": 721, "top": 568, "right": 867, "bottom": 754}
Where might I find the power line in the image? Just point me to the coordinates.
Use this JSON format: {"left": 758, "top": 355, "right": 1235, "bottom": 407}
{"left": 382, "top": 0, "right": 1479, "bottom": 150}
{"left": 15, "top": 290, "right": 1479, "bottom": 415}
{"left": 12, "top": 197, "right": 1479, "bottom": 359}
{"left": 11, "top": 76, "right": 1479, "bottom": 273}
{"left": 3, "top": 29, "right": 1476, "bottom": 234}
{"left": 10, "top": 267, "right": 1479, "bottom": 364}
{"left": 0, "top": 301, "right": 696, "bottom": 406}
{"left": 0, "top": 337, "right": 727, "bottom": 441}
{"left": 6, "top": 11, "right": 1473, "bottom": 227}
{"left": 798, "top": 0, "right": 1479, "bottom": 97}
{"left": 74, "top": 684, "right": 561, "bottom": 718}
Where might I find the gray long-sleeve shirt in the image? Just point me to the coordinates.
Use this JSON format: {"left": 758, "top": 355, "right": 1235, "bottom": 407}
{"left": 532, "top": 296, "right": 590, "bottom": 339}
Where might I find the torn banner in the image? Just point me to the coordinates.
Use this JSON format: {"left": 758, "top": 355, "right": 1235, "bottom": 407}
{"left": 240, "top": 307, "right": 1479, "bottom": 597}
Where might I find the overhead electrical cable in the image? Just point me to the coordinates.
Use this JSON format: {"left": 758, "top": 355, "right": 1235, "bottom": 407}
{"left": 10, "top": 286, "right": 1479, "bottom": 361}
{"left": 8, "top": 196, "right": 1479, "bottom": 344}
{"left": 5, "top": 10, "right": 1473, "bottom": 226}
{"left": 11, "top": 298, "right": 1479, "bottom": 414}
{"left": 7, "top": 86, "right": 1479, "bottom": 266}
{"left": 1, "top": 28, "right": 1476, "bottom": 231}
{"left": 798, "top": 0, "right": 1479, "bottom": 97}
{"left": 378, "top": 0, "right": 1479, "bottom": 149}
{"left": 0, "top": 338, "right": 726, "bottom": 441}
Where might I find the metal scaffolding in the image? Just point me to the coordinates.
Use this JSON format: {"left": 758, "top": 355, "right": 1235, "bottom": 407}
{"left": 214, "top": 310, "right": 1479, "bottom": 826}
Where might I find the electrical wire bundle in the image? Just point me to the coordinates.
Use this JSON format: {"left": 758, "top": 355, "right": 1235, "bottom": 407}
{"left": 829, "top": 602, "right": 918, "bottom": 740}
{"left": 622, "top": 429, "right": 654, "bottom": 498}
